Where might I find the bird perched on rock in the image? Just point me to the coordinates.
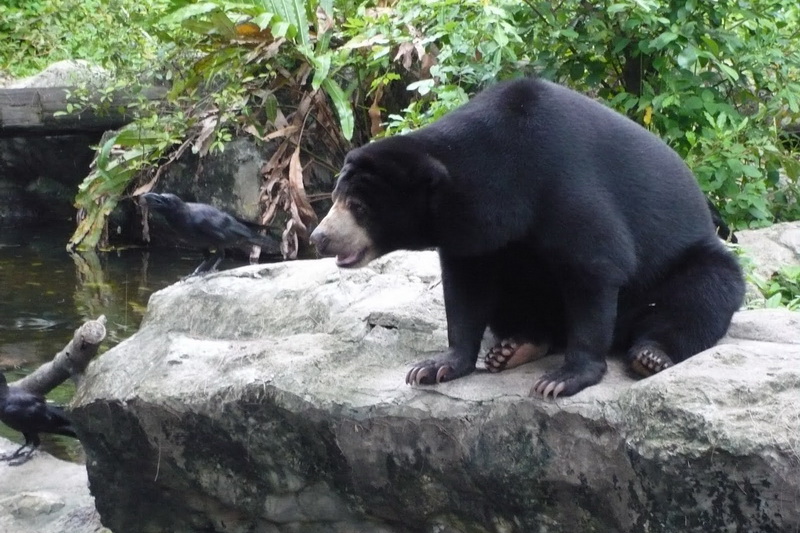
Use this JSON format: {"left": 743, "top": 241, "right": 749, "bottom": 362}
{"left": 0, "top": 373, "right": 78, "bottom": 466}
{"left": 140, "top": 192, "right": 281, "bottom": 276}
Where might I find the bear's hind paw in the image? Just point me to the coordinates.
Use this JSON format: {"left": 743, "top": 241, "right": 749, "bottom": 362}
{"left": 629, "top": 344, "right": 674, "bottom": 377}
{"left": 485, "top": 338, "right": 549, "bottom": 373}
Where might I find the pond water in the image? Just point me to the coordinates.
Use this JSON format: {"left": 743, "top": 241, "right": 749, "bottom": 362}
{"left": 0, "top": 223, "right": 223, "bottom": 462}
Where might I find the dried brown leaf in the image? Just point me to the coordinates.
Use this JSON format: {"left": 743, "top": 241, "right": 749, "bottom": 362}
{"left": 262, "top": 141, "right": 290, "bottom": 175}
{"left": 316, "top": 5, "right": 334, "bottom": 35}
{"left": 420, "top": 52, "right": 437, "bottom": 79}
{"left": 247, "top": 37, "right": 285, "bottom": 64}
{"left": 287, "top": 144, "right": 318, "bottom": 234}
{"left": 369, "top": 86, "right": 384, "bottom": 137}
{"left": 244, "top": 124, "right": 299, "bottom": 141}
{"left": 394, "top": 42, "right": 415, "bottom": 70}
{"left": 194, "top": 114, "right": 219, "bottom": 157}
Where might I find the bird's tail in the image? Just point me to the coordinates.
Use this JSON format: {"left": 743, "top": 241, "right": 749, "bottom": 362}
{"left": 54, "top": 426, "right": 79, "bottom": 439}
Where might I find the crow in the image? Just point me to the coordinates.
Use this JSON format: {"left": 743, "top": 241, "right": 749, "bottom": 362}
{"left": 0, "top": 373, "right": 78, "bottom": 466}
{"left": 140, "top": 192, "right": 281, "bottom": 276}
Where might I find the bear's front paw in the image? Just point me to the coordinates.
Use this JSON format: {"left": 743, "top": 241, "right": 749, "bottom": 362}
{"left": 530, "top": 360, "right": 606, "bottom": 399}
{"left": 406, "top": 353, "right": 475, "bottom": 385}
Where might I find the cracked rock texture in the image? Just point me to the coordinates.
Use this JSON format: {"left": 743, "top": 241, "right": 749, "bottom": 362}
{"left": 70, "top": 250, "right": 800, "bottom": 533}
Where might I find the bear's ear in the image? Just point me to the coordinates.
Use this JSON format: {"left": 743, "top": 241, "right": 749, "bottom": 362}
{"left": 421, "top": 154, "right": 451, "bottom": 210}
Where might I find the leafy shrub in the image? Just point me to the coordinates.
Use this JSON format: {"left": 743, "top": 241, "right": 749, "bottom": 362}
{"left": 339, "top": 0, "right": 800, "bottom": 228}
{"left": 6, "top": 0, "right": 797, "bottom": 253}
{"left": 751, "top": 265, "right": 800, "bottom": 310}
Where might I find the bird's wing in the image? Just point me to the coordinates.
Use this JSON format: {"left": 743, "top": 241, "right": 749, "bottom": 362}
{"left": 0, "top": 391, "right": 48, "bottom": 432}
{"left": 186, "top": 203, "right": 280, "bottom": 253}
{"left": 187, "top": 205, "right": 248, "bottom": 242}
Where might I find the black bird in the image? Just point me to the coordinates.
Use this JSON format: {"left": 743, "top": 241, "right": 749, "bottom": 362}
{"left": 0, "top": 373, "right": 78, "bottom": 465}
{"left": 140, "top": 192, "right": 281, "bottom": 276}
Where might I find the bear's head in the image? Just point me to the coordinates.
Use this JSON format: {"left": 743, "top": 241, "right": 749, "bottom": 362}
{"left": 310, "top": 137, "right": 449, "bottom": 268}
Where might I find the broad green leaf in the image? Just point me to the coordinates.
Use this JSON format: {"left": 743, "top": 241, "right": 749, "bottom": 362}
{"left": 252, "top": 12, "right": 275, "bottom": 30}
{"left": 742, "top": 165, "right": 762, "bottom": 178}
{"left": 765, "top": 293, "right": 783, "bottom": 308}
{"left": 310, "top": 53, "right": 332, "bottom": 91}
{"left": 271, "top": 20, "right": 291, "bottom": 38}
{"left": 676, "top": 46, "right": 698, "bottom": 69}
{"left": 115, "top": 129, "right": 161, "bottom": 146}
{"left": 159, "top": 2, "right": 218, "bottom": 25}
{"left": 717, "top": 63, "right": 739, "bottom": 81}
{"left": 68, "top": 196, "right": 119, "bottom": 251}
{"left": 264, "top": 92, "right": 279, "bottom": 123}
{"left": 651, "top": 31, "right": 678, "bottom": 50}
{"left": 96, "top": 136, "right": 116, "bottom": 170}
{"left": 685, "top": 96, "right": 703, "bottom": 110}
{"left": 263, "top": 0, "right": 309, "bottom": 48}
{"left": 608, "top": 4, "right": 630, "bottom": 15}
{"left": 321, "top": 77, "right": 353, "bottom": 141}
{"left": 209, "top": 11, "right": 237, "bottom": 39}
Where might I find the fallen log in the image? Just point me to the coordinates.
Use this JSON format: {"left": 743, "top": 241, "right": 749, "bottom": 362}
{"left": 0, "top": 86, "right": 166, "bottom": 138}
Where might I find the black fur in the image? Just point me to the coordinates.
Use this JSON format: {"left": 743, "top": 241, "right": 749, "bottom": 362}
{"left": 330, "top": 78, "right": 745, "bottom": 396}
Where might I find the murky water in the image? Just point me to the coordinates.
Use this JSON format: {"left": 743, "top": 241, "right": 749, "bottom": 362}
{"left": 0, "top": 223, "right": 229, "bottom": 462}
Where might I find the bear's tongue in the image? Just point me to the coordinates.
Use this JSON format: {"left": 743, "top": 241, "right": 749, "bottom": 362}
{"left": 336, "top": 249, "right": 364, "bottom": 268}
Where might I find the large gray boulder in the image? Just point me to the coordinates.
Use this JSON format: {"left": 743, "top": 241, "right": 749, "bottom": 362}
{"left": 736, "top": 221, "right": 800, "bottom": 279}
{"left": 71, "top": 251, "right": 800, "bottom": 533}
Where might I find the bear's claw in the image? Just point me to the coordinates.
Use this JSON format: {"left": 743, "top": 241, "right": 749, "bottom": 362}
{"left": 406, "top": 352, "right": 475, "bottom": 386}
{"left": 531, "top": 378, "right": 567, "bottom": 399}
{"left": 406, "top": 363, "right": 454, "bottom": 385}
{"left": 629, "top": 345, "right": 674, "bottom": 377}
{"left": 530, "top": 360, "right": 606, "bottom": 399}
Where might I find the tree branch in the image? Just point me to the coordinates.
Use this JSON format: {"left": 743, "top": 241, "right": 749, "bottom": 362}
{"left": 13, "top": 316, "right": 107, "bottom": 395}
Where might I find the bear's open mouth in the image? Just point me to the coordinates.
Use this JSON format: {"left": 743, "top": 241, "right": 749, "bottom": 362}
{"left": 336, "top": 248, "right": 367, "bottom": 268}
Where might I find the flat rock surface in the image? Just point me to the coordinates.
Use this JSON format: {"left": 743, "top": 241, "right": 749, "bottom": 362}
{"left": 0, "top": 437, "right": 105, "bottom": 533}
{"left": 71, "top": 251, "right": 800, "bottom": 533}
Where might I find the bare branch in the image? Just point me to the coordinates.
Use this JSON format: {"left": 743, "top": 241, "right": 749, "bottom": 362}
{"left": 13, "top": 316, "right": 107, "bottom": 395}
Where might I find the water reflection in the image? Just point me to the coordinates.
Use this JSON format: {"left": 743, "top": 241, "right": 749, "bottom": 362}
{"left": 0, "top": 223, "right": 213, "bottom": 461}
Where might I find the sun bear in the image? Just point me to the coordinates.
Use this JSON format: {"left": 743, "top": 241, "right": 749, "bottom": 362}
{"left": 309, "top": 78, "right": 745, "bottom": 398}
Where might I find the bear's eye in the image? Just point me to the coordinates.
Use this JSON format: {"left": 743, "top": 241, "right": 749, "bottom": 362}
{"left": 347, "top": 199, "right": 366, "bottom": 216}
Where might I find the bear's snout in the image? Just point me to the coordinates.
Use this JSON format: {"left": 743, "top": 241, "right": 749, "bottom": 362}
{"left": 309, "top": 228, "right": 330, "bottom": 255}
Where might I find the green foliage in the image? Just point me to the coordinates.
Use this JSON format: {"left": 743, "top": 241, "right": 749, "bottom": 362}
{"left": 339, "top": 0, "right": 800, "bottom": 227}
{"left": 0, "top": 0, "right": 169, "bottom": 77}
{"left": 751, "top": 266, "right": 800, "bottom": 310}
{"left": 734, "top": 246, "right": 800, "bottom": 310}
{"left": 68, "top": 0, "right": 353, "bottom": 250}
{"left": 5, "top": 0, "right": 798, "bottom": 253}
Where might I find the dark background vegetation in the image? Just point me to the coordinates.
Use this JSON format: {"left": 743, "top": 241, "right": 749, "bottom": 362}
{"left": 1, "top": 0, "right": 799, "bottom": 306}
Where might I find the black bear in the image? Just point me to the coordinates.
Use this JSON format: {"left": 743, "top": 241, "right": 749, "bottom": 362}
{"left": 310, "top": 78, "right": 745, "bottom": 398}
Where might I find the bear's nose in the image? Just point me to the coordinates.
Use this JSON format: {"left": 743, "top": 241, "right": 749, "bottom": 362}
{"left": 309, "top": 228, "right": 329, "bottom": 254}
